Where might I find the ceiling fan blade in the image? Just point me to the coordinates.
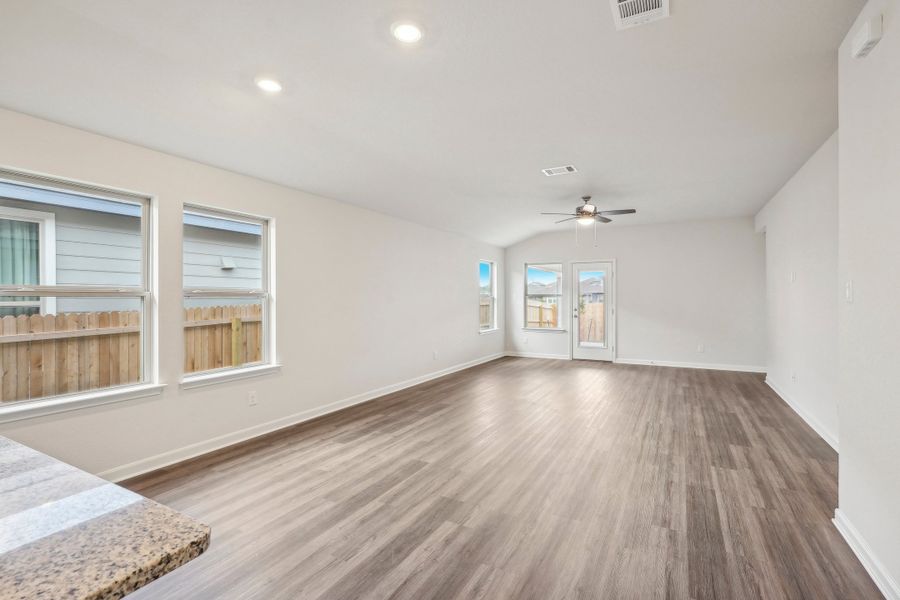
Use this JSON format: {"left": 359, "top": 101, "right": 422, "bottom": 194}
{"left": 595, "top": 216, "right": 612, "bottom": 223}
{"left": 541, "top": 212, "right": 576, "bottom": 216}
{"left": 596, "top": 209, "right": 636, "bottom": 216}
{"left": 555, "top": 217, "right": 577, "bottom": 224}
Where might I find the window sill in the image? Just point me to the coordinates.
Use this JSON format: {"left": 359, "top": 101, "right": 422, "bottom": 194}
{"left": 479, "top": 328, "right": 500, "bottom": 335}
{"left": 0, "top": 383, "right": 166, "bottom": 424}
{"left": 180, "top": 363, "right": 281, "bottom": 390}
{"left": 522, "top": 328, "right": 567, "bottom": 333}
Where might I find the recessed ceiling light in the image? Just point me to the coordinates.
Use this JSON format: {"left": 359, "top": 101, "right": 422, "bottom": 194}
{"left": 255, "top": 78, "right": 282, "bottom": 93}
{"left": 391, "top": 22, "right": 423, "bottom": 43}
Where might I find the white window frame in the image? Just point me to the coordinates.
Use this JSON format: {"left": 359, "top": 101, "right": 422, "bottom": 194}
{"left": 0, "top": 168, "right": 162, "bottom": 424}
{"left": 479, "top": 260, "right": 498, "bottom": 333}
{"left": 0, "top": 205, "right": 57, "bottom": 315}
{"left": 524, "top": 262, "right": 565, "bottom": 331}
{"left": 180, "top": 204, "right": 277, "bottom": 387}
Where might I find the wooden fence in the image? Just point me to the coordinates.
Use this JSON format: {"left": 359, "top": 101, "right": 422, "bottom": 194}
{"left": 184, "top": 304, "right": 262, "bottom": 373}
{"left": 523, "top": 300, "right": 604, "bottom": 340}
{"left": 0, "top": 311, "right": 141, "bottom": 403}
{"left": 0, "top": 304, "right": 263, "bottom": 403}
{"left": 526, "top": 300, "right": 559, "bottom": 328}
{"left": 479, "top": 298, "right": 493, "bottom": 328}
{"left": 578, "top": 302, "right": 605, "bottom": 344}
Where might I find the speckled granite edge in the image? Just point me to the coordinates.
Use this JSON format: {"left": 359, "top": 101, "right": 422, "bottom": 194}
{"left": 0, "top": 436, "right": 211, "bottom": 600}
{"left": 86, "top": 525, "right": 210, "bottom": 600}
{"left": 0, "top": 499, "right": 210, "bottom": 600}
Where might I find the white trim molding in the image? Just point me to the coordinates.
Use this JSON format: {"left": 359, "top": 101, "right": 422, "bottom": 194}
{"left": 505, "top": 351, "right": 570, "bottom": 360}
{"left": 833, "top": 509, "right": 900, "bottom": 600}
{"left": 0, "top": 383, "right": 166, "bottom": 424}
{"left": 99, "top": 353, "right": 505, "bottom": 482}
{"left": 614, "top": 358, "right": 767, "bottom": 373}
{"left": 180, "top": 363, "right": 282, "bottom": 390}
{"left": 765, "top": 377, "right": 838, "bottom": 452}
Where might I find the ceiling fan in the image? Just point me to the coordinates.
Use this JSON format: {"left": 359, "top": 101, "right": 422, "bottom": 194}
{"left": 542, "top": 196, "right": 636, "bottom": 225}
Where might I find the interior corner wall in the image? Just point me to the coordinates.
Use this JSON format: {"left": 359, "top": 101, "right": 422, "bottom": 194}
{"left": 504, "top": 218, "right": 766, "bottom": 370}
{"left": 836, "top": 0, "right": 900, "bottom": 595}
{"left": 754, "top": 132, "right": 839, "bottom": 449}
{"left": 0, "top": 108, "right": 505, "bottom": 478}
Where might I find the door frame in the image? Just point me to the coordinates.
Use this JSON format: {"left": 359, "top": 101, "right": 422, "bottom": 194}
{"left": 570, "top": 259, "right": 616, "bottom": 361}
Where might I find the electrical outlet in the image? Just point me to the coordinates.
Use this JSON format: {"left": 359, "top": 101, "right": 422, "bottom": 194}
{"left": 697, "top": 343, "right": 705, "bottom": 353}
{"left": 432, "top": 350, "right": 438, "bottom": 360}
{"left": 248, "top": 391, "right": 258, "bottom": 406}
{"left": 790, "top": 371, "right": 797, "bottom": 383}
{"left": 790, "top": 271, "right": 796, "bottom": 284}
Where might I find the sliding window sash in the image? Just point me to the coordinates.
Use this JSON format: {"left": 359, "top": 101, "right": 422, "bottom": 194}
{"left": 183, "top": 288, "right": 266, "bottom": 298}
{"left": 0, "top": 286, "right": 149, "bottom": 297}
{"left": 0, "top": 168, "right": 154, "bottom": 399}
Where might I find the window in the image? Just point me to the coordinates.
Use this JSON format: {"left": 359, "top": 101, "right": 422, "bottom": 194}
{"left": 0, "top": 170, "right": 152, "bottom": 410}
{"left": 479, "top": 260, "right": 497, "bottom": 331}
{"left": 525, "top": 263, "right": 563, "bottom": 329}
{"left": 182, "top": 206, "right": 273, "bottom": 377}
{"left": 0, "top": 205, "right": 56, "bottom": 316}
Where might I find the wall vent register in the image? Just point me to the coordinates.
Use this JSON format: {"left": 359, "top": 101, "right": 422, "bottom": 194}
{"left": 541, "top": 165, "right": 578, "bottom": 177}
{"left": 610, "top": 0, "right": 670, "bottom": 30}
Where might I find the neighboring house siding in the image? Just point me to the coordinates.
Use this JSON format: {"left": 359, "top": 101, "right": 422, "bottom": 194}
{"left": 55, "top": 208, "right": 139, "bottom": 312}
{"left": 0, "top": 198, "right": 261, "bottom": 312}
{"left": 183, "top": 225, "right": 261, "bottom": 290}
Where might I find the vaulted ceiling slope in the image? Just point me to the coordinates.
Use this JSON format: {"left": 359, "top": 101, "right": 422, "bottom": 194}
{"left": 0, "top": 1, "right": 863, "bottom": 246}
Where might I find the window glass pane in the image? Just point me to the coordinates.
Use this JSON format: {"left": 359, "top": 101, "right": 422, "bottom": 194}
{"left": 526, "top": 296, "right": 560, "bottom": 328}
{"left": 183, "top": 212, "right": 263, "bottom": 290}
{"left": 182, "top": 207, "right": 268, "bottom": 376}
{"left": 479, "top": 261, "right": 494, "bottom": 330}
{"left": 183, "top": 298, "right": 264, "bottom": 374}
{"left": 0, "top": 297, "right": 142, "bottom": 405}
{"left": 525, "top": 263, "right": 562, "bottom": 328}
{"left": 526, "top": 264, "right": 561, "bottom": 295}
{"left": 0, "top": 218, "right": 39, "bottom": 285}
{"left": 0, "top": 183, "right": 143, "bottom": 288}
{"left": 578, "top": 270, "right": 606, "bottom": 346}
{"left": 0, "top": 218, "right": 41, "bottom": 310}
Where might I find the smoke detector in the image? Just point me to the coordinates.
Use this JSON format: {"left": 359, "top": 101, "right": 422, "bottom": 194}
{"left": 542, "top": 165, "right": 578, "bottom": 177}
{"left": 610, "top": 0, "right": 670, "bottom": 30}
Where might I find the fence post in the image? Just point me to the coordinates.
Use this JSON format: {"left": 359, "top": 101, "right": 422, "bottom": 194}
{"left": 231, "top": 317, "right": 243, "bottom": 367}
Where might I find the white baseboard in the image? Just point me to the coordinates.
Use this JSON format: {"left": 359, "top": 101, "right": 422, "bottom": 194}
{"left": 613, "top": 357, "right": 767, "bottom": 373}
{"left": 99, "top": 352, "right": 506, "bottom": 482}
{"left": 505, "top": 351, "right": 570, "bottom": 360}
{"left": 833, "top": 509, "right": 900, "bottom": 600}
{"left": 765, "top": 378, "right": 839, "bottom": 452}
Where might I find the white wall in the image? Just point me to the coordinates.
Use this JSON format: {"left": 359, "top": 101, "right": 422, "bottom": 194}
{"left": 0, "top": 108, "right": 505, "bottom": 479}
{"left": 505, "top": 218, "right": 766, "bottom": 370}
{"left": 835, "top": 1, "right": 900, "bottom": 596}
{"left": 754, "top": 133, "right": 839, "bottom": 449}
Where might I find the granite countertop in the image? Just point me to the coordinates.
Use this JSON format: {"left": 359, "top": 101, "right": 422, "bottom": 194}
{"left": 0, "top": 436, "right": 210, "bottom": 600}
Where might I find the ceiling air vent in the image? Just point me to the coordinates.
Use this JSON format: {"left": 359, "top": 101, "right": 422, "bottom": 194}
{"left": 610, "top": 0, "right": 670, "bottom": 30}
{"left": 542, "top": 165, "right": 578, "bottom": 177}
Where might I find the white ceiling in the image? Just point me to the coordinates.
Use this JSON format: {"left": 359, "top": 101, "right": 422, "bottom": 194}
{"left": 0, "top": 0, "right": 863, "bottom": 246}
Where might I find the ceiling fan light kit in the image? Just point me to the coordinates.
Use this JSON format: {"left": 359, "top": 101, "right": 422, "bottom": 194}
{"left": 540, "top": 195, "right": 637, "bottom": 244}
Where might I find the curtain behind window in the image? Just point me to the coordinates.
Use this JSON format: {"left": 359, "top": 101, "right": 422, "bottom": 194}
{"left": 0, "top": 218, "right": 40, "bottom": 316}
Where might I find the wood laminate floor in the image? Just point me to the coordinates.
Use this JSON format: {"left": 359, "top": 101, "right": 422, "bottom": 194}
{"left": 125, "top": 358, "right": 881, "bottom": 600}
